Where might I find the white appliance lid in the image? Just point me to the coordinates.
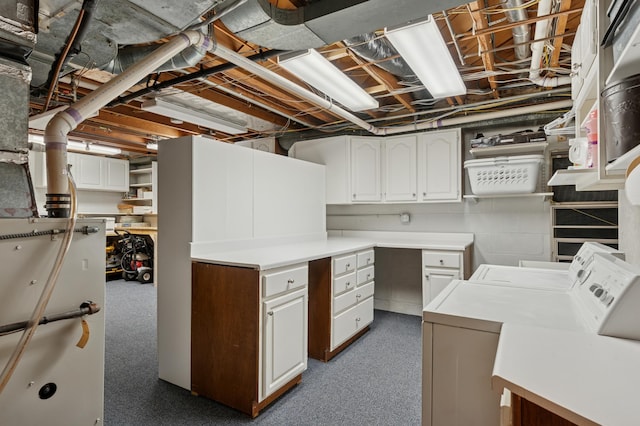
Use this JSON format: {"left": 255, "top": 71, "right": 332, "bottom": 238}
{"left": 424, "top": 280, "right": 586, "bottom": 333}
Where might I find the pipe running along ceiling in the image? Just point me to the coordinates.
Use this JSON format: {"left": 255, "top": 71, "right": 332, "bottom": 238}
{"left": 22, "top": 0, "right": 582, "bottom": 153}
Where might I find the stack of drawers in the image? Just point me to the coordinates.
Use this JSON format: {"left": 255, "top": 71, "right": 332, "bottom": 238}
{"left": 331, "top": 249, "right": 375, "bottom": 350}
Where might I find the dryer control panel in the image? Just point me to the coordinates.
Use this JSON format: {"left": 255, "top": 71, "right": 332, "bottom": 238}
{"left": 574, "top": 252, "right": 640, "bottom": 340}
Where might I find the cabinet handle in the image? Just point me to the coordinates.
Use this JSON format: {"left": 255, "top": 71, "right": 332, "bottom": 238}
{"left": 267, "top": 311, "right": 274, "bottom": 316}
{"left": 353, "top": 194, "right": 356, "bottom": 199}
{"left": 423, "top": 192, "right": 426, "bottom": 197}
{"left": 287, "top": 279, "right": 295, "bottom": 284}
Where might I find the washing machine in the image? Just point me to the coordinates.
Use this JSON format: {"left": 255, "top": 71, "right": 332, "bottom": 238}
{"left": 470, "top": 242, "right": 623, "bottom": 291}
{"left": 422, "top": 252, "right": 640, "bottom": 426}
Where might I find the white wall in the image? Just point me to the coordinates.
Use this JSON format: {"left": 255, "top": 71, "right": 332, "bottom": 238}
{"left": 619, "top": 189, "right": 640, "bottom": 266}
{"left": 327, "top": 198, "right": 551, "bottom": 269}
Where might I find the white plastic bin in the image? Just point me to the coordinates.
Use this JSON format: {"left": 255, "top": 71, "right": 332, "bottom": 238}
{"left": 464, "top": 154, "right": 543, "bottom": 195}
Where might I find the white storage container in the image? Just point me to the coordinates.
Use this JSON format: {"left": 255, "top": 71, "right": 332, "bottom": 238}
{"left": 464, "top": 154, "right": 543, "bottom": 195}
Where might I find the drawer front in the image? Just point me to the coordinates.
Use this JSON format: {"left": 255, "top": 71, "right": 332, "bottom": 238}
{"left": 357, "top": 250, "right": 375, "bottom": 268}
{"left": 262, "top": 264, "right": 308, "bottom": 298}
{"left": 333, "top": 254, "right": 357, "bottom": 276}
{"left": 332, "top": 296, "right": 374, "bottom": 350}
{"left": 357, "top": 265, "right": 375, "bottom": 285}
{"left": 333, "top": 289, "right": 357, "bottom": 315}
{"left": 333, "top": 281, "right": 375, "bottom": 316}
{"left": 333, "top": 271, "right": 356, "bottom": 296}
{"left": 423, "top": 250, "right": 461, "bottom": 269}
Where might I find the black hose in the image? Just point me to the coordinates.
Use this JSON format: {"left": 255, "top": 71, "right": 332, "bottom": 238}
{"left": 0, "top": 301, "right": 100, "bottom": 336}
{"left": 107, "top": 49, "right": 285, "bottom": 107}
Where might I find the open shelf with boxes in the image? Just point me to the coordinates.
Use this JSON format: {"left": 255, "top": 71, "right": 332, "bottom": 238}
{"left": 121, "top": 161, "right": 157, "bottom": 214}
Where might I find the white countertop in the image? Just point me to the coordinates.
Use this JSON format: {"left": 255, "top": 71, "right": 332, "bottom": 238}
{"left": 192, "top": 231, "right": 474, "bottom": 270}
{"left": 492, "top": 323, "right": 640, "bottom": 426}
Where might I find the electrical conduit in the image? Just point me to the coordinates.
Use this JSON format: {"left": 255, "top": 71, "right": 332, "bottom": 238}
{"left": 213, "top": 45, "right": 572, "bottom": 135}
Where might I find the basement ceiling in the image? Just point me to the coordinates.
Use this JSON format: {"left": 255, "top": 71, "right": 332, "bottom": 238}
{"left": 27, "top": 0, "right": 583, "bottom": 155}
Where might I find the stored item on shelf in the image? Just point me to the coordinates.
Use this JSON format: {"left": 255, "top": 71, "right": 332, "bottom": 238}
{"left": 626, "top": 156, "right": 640, "bottom": 206}
{"left": 470, "top": 129, "right": 547, "bottom": 148}
{"left": 602, "top": 73, "right": 640, "bottom": 162}
{"left": 569, "top": 137, "right": 589, "bottom": 168}
{"left": 465, "top": 155, "right": 543, "bottom": 195}
{"left": 117, "top": 215, "right": 143, "bottom": 223}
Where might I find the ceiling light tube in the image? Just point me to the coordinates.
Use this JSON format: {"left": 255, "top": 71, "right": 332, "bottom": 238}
{"left": 278, "top": 49, "right": 379, "bottom": 112}
{"left": 385, "top": 15, "right": 466, "bottom": 99}
{"left": 146, "top": 142, "right": 158, "bottom": 151}
{"left": 67, "top": 140, "right": 122, "bottom": 155}
{"left": 141, "top": 98, "right": 247, "bottom": 135}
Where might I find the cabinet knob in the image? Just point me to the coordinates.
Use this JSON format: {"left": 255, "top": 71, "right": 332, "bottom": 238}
{"left": 287, "top": 279, "right": 295, "bottom": 284}
{"left": 346, "top": 263, "right": 351, "bottom": 269}
{"left": 439, "top": 259, "right": 444, "bottom": 265}
{"left": 267, "top": 311, "right": 274, "bottom": 316}
{"left": 425, "top": 274, "right": 430, "bottom": 280}
{"left": 346, "top": 281, "right": 351, "bottom": 287}
{"left": 356, "top": 293, "right": 361, "bottom": 299}
{"left": 353, "top": 194, "right": 356, "bottom": 199}
{"left": 356, "top": 317, "right": 361, "bottom": 322}
{"left": 366, "top": 258, "right": 371, "bottom": 264}
{"left": 412, "top": 193, "right": 416, "bottom": 197}
{"left": 423, "top": 192, "right": 426, "bottom": 197}
{"left": 366, "top": 273, "right": 371, "bottom": 279}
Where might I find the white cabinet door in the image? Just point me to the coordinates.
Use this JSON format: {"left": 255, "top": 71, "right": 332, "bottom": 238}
{"left": 74, "top": 154, "right": 103, "bottom": 190}
{"left": 418, "top": 129, "right": 461, "bottom": 202}
{"left": 350, "top": 137, "right": 381, "bottom": 202}
{"left": 423, "top": 268, "right": 460, "bottom": 308}
{"left": 384, "top": 135, "right": 417, "bottom": 201}
{"left": 262, "top": 287, "right": 308, "bottom": 399}
{"left": 105, "top": 158, "right": 129, "bottom": 191}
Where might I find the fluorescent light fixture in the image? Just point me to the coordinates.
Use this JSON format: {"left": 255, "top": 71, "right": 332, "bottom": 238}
{"left": 278, "top": 49, "right": 379, "bottom": 112}
{"left": 385, "top": 15, "right": 466, "bottom": 99}
{"left": 67, "top": 140, "right": 122, "bottom": 155}
{"left": 146, "top": 142, "right": 158, "bottom": 151}
{"left": 28, "top": 133, "right": 44, "bottom": 145}
{"left": 141, "top": 98, "right": 247, "bottom": 135}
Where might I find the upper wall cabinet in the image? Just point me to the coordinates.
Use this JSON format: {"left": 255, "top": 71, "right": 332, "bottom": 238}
{"left": 418, "top": 129, "right": 461, "bottom": 202}
{"left": 384, "top": 135, "right": 417, "bottom": 202}
{"left": 351, "top": 137, "right": 382, "bottom": 202}
{"left": 29, "top": 150, "right": 129, "bottom": 192}
{"left": 290, "top": 129, "right": 461, "bottom": 205}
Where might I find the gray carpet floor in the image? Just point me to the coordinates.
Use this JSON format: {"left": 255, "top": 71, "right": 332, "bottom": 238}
{"left": 105, "top": 279, "right": 422, "bottom": 425}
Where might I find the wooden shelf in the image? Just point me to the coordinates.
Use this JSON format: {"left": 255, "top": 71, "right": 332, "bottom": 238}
{"left": 547, "top": 169, "right": 596, "bottom": 186}
{"left": 469, "top": 142, "right": 548, "bottom": 157}
{"left": 463, "top": 192, "right": 553, "bottom": 202}
{"left": 605, "top": 144, "right": 640, "bottom": 175}
{"left": 121, "top": 198, "right": 152, "bottom": 204}
{"left": 606, "top": 23, "right": 640, "bottom": 85}
{"left": 130, "top": 167, "right": 152, "bottom": 175}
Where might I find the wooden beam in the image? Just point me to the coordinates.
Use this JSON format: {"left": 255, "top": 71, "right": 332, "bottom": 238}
{"left": 345, "top": 50, "right": 415, "bottom": 114}
{"left": 470, "top": 1, "right": 499, "bottom": 99}
{"left": 550, "top": 0, "right": 573, "bottom": 68}
{"left": 457, "top": 6, "right": 583, "bottom": 42}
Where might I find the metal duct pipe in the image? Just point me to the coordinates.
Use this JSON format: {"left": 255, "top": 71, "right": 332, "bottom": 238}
{"left": 529, "top": 0, "right": 571, "bottom": 87}
{"left": 503, "top": 0, "right": 531, "bottom": 60}
{"left": 44, "top": 30, "right": 214, "bottom": 217}
{"left": 102, "top": 43, "right": 207, "bottom": 74}
{"left": 213, "top": 44, "right": 572, "bottom": 135}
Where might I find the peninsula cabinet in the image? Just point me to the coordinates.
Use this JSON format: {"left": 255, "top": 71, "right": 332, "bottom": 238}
{"left": 308, "top": 249, "right": 375, "bottom": 362}
{"left": 191, "top": 261, "right": 308, "bottom": 418}
{"left": 290, "top": 129, "right": 461, "bottom": 204}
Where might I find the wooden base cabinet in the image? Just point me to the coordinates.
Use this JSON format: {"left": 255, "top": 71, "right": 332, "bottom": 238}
{"left": 308, "top": 249, "right": 375, "bottom": 362}
{"left": 191, "top": 262, "right": 308, "bottom": 417}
